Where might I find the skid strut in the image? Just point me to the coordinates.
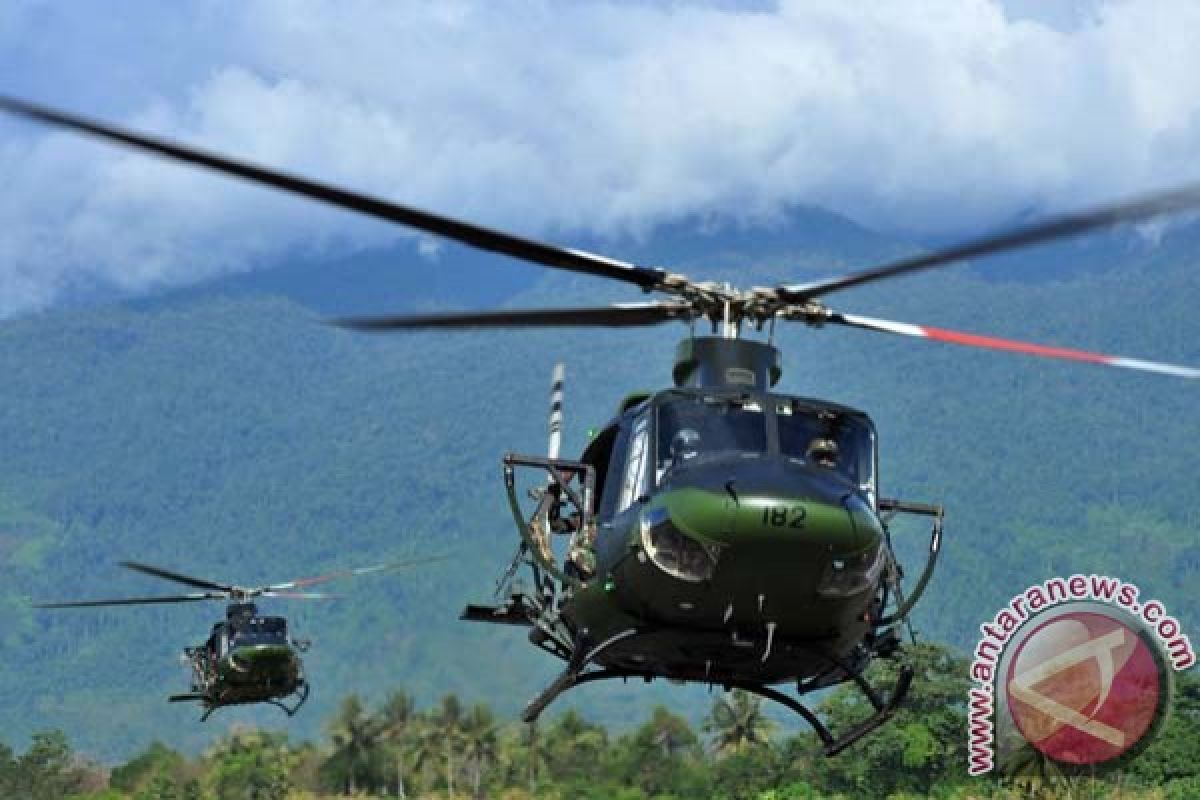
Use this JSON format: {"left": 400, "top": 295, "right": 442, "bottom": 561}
{"left": 521, "top": 628, "right": 638, "bottom": 723}
{"left": 520, "top": 628, "right": 915, "bottom": 756}
{"left": 731, "top": 665, "right": 914, "bottom": 756}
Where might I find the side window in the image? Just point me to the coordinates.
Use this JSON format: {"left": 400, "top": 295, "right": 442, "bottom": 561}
{"left": 582, "top": 424, "right": 619, "bottom": 511}
{"left": 861, "top": 426, "right": 879, "bottom": 508}
{"left": 616, "top": 416, "right": 650, "bottom": 514}
{"left": 598, "top": 423, "right": 631, "bottom": 519}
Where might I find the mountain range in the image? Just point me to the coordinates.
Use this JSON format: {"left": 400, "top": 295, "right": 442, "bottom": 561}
{"left": 0, "top": 206, "right": 1196, "bottom": 761}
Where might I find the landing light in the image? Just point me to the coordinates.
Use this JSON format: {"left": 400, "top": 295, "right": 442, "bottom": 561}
{"left": 817, "top": 547, "right": 884, "bottom": 598}
{"left": 639, "top": 508, "right": 720, "bottom": 583}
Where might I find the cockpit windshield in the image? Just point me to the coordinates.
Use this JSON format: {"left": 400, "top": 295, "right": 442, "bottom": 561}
{"left": 776, "top": 401, "right": 875, "bottom": 492}
{"left": 656, "top": 394, "right": 767, "bottom": 479}
{"left": 229, "top": 616, "right": 288, "bottom": 648}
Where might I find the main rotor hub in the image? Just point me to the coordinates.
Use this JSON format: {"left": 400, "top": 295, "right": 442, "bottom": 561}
{"left": 671, "top": 282, "right": 830, "bottom": 335}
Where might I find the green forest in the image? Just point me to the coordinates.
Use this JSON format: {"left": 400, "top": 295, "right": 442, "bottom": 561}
{"left": 4, "top": 643, "right": 1199, "bottom": 799}
{"left": 0, "top": 209, "right": 1196, "bottom": 794}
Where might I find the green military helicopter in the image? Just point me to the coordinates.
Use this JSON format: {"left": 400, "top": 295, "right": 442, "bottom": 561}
{"left": 35, "top": 559, "right": 437, "bottom": 720}
{"left": 2, "top": 96, "right": 1198, "bottom": 753}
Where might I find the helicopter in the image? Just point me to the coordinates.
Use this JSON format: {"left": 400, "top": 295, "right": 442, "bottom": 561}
{"left": 2, "top": 95, "right": 1198, "bottom": 754}
{"left": 35, "top": 558, "right": 440, "bottom": 721}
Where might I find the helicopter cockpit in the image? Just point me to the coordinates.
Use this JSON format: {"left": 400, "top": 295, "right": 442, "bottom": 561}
{"left": 655, "top": 393, "right": 768, "bottom": 480}
{"left": 590, "top": 390, "right": 879, "bottom": 520}
{"left": 775, "top": 399, "right": 876, "bottom": 492}
{"left": 650, "top": 392, "right": 876, "bottom": 494}
{"left": 227, "top": 616, "right": 289, "bottom": 649}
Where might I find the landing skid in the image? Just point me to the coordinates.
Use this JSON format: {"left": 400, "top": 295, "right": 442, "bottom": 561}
{"left": 520, "top": 631, "right": 913, "bottom": 757}
{"left": 169, "top": 682, "right": 311, "bottom": 722}
{"left": 730, "top": 666, "right": 913, "bottom": 756}
{"left": 520, "top": 629, "right": 638, "bottom": 722}
{"left": 168, "top": 692, "right": 206, "bottom": 703}
{"left": 262, "top": 682, "right": 310, "bottom": 719}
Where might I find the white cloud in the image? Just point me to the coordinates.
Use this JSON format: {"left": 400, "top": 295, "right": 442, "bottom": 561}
{"left": 3, "top": 0, "right": 1200, "bottom": 315}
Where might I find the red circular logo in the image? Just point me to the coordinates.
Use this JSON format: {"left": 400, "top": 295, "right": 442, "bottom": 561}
{"left": 1005, "top": 610, "right": 1164, "bottom": 765}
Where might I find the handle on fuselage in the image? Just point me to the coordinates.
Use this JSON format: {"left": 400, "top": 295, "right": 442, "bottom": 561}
{"left": 875, "top": 498, "right": 944, "bottom": 627}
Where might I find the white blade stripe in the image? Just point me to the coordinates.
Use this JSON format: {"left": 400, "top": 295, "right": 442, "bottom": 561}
{"left": 565, "top": 247, "right": 638, "bottom": 271}
{"left": 1109, "top": 357, "right": 1200, "bottom": 379}
{"left": 836, "top": 312, "right": 1199, "bottom": 379}
{"left": 837, "top": 313, "right": 927, "bottom": 338}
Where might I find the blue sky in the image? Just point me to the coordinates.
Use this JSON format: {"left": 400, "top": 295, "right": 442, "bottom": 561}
{"left": 2, "top": 0, "right": 1199, "bottom": 316}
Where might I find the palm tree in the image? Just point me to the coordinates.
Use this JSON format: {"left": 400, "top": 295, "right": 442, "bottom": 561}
{"left": 544, "top": 709, "right": 608, "bottom": 784}
{"left": 433, "top": 693, "right": 466, "bottom": 795}
{"left": 521, "top": 721, "right": 549, "bottom": 796}
{"left": 491, "top": 722, "right": 548, "bottom": 796}
{"left": 642, "top": 705, "right": 698, "bottom": 758}
{"left": 1003, "top": 741, "right": 1083, "bottom": 800}
{"left": 376, "top": 690, "right": 417, "bottom": 798}
{"left": 703, "top": 690, "right": 777, "bottom": 756}
{"left": 326, "top": 694, "right": 383, "bottom": 794}
{"left": 459, "top": 704, "right": 498, "bottom": 799}
{"left": 623, "top": 705, "right": 700, "bottom": 795}
{"left": 405, "top": 713, "right": 444, "bottom": 796}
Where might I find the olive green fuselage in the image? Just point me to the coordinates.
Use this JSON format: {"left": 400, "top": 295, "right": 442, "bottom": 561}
{"left": 188, "top": 611, "right": 306, "bottom": 709}
{"left": 566, "top": 389, "right": 885, "bottom": 687}
{"left": 206, "top": 643, "right": 302, "bottom": 704}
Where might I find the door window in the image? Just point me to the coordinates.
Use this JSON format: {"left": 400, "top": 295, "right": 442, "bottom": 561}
{"left": 616, "top": 416, "right": 650, "bottom": 513}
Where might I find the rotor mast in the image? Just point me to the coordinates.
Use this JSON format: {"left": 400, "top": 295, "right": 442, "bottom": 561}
{"left": 722, "top": 294, "right": 739, "bottom": 340}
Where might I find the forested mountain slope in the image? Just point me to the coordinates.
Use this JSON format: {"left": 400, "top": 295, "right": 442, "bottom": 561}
{"left": 0, "top": 210, "right": 1195, "bottom": 760}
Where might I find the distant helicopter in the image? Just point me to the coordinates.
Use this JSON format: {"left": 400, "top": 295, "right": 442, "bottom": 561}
{"left": 2, "top": 95, "right": 1197, "bottom": 753}
{"left": 35, "top": 558, "right": 440, "bottom": 720}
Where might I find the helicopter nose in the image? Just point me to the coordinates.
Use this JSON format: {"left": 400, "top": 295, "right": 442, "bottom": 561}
{"left": 657, "top": 457, "right": 879, "bottom": 551}
{"left": 230, "top": 644, "right": 291, "bottom": 672}
{"left": 632, "top": 458, "right": 881, "bottom": 587}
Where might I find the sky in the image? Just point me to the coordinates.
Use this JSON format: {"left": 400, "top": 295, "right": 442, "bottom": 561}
{"left": 2, "top": 0, "right": 1200, "bottom": 316}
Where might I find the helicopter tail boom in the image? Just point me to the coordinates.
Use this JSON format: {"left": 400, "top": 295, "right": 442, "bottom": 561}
{"left": 548, "top": 363, "right": 564, "bottom": 460}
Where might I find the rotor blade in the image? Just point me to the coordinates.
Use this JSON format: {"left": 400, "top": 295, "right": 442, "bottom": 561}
{"left": 779, "top": 183, "right": 1200, "bottom": 301}
{"left": 0, "top": 95, "right": 668, "bottom": 290}
{"left": 331, "top": 302, "right": 693, "bottom": 332}
{"left": 260, "top": 591, "right": 339, "bottom": 600}
{"left": 34, "top": 593, "right": 220, "bottom": 609}
{"left": 825, "top": 311, "right": 1200, "bottom": 379}
{"left": 264, "top": 554, "right": 452, "bottom": 592}
{"left": 119, "top": 561, "right": 233, "bottom": 593}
